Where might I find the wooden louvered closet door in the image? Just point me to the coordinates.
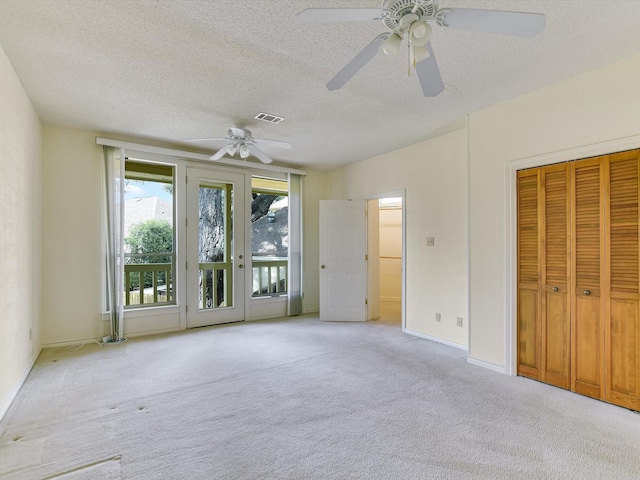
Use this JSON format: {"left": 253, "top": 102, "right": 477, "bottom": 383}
{"left": 606, "top": 151, "right": 640, "bottom": 411}
{"left": 517, "top": 148, "right": 640, "bottom": 411}
{"left": 540, "top": 163, "right": 571, "bottom": 389}
{"left": 517, "top": 169, "right": 541, "bottom": 379}
{"left": 572, "top": 157, "right": 605, "bottom": 400}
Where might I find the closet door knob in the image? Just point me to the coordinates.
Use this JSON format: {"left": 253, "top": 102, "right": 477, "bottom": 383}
{"left": 583, "top": 289, "right": 591, "bottom": 295}
{"left": 552, "top": 286, "right": 559, "bottom": 292}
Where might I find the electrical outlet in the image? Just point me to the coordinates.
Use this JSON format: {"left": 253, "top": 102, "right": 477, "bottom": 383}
{"left": 426, "top": 237, "right": 435, "bottom": 247}
{"left": 435, "top": 312, "right": 441, "bottom": 322}
{"left": 457, "top": 317, "right": 464, "bottom": 327}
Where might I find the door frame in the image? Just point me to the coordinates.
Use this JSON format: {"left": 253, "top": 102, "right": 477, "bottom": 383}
{"left": 185, "top": 166, "right": 250, "bottom": 328}
{"left": 504, "top": 134, "right": 640, "bottom": 376}
{"left": 365, "top": 190, "right": 406, "bottom": 330}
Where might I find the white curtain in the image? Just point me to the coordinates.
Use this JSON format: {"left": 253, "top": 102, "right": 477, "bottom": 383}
{"left": 104, "top": 146, "right": 126, "bottom": 342}
{"left": 287, "top": 173, "right": 303, "bottom": 315}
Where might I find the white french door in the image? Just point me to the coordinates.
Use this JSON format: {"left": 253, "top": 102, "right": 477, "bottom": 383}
{"left": 186, "top": 168, "right": 246, "bottom": 328}
{"left": 319, "top": 199, "right": 367, "bottom": 321}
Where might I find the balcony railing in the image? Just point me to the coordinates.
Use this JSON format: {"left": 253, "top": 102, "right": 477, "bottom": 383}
{"left": 123, "top": 256, "right": 288, "bottom": 307}
{"left": 124, "top": 253, "right": 174, "bottom": 308}
{"left": 198, "top": 261, "right": 231, "bottom": 309}
{"left": 252, "top": 257, "right": 287, "bottom": 297}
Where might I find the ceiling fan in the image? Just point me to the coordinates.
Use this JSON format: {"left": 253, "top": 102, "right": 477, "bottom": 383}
{"left": 187, "top": 126, "right": 292, "bottom": 164}
{"left": 296, "top": 0, "right": 546, "bottom": 97}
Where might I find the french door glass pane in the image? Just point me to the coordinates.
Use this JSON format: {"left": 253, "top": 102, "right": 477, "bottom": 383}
{"left": 198, "top": 182, "right": 233, "bottom": 310}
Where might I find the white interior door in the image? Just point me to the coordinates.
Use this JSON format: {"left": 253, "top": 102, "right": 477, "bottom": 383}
{"left": 186, "top": 168, "right": 246, "bottom": 328}
{"left": 319, "top": 199, "right": 367, "bottom": 321}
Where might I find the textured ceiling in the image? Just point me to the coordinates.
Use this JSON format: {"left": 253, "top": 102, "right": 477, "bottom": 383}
{"left": 2, "top": 0, "right": 640, "bottom": 170}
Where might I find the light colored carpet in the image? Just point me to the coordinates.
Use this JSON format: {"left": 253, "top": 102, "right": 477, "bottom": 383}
{"left": 1, "top": 315, "right": 639, "bottom": 479}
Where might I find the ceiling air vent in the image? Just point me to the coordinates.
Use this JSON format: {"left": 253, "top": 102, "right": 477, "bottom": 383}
{"left": 254, "top": 112, "right": 284, "bottom": 124}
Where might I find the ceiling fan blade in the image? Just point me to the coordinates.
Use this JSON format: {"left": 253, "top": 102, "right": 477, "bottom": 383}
{"left": 210, "top": 147, "right": 229, "bottom": 161}
{"left": 248, "top": 145, "right": 273, "bottom": 164}
{"left": 415, "top": 42, "right": 445, "bottom": 97}
{"left": 185, "top": 137, "right": 226, "bottom": 142}
{"left": 254, "top": 138, "right": 292, "bottom": 150}
{"left": 296, "top": 8, "right": 382, "bottom": 24}
{"left": 439, "top": 8, "right": 546, "bottom": 37}
{"left": 327, "top": 33, "right": 388, "bottom": 91}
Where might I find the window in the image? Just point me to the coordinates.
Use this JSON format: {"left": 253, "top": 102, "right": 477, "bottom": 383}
{"left": 123, "top": 160, "right": 175, "bottom": 307}
{"left": 251, "top": 176, "right": 288, "bottom": 297}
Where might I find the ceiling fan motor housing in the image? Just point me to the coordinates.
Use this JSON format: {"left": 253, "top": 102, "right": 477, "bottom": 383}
{"left": 381, "top": 0, "right": 437, "bottom": 31}
{"left": 228, "top": 127, "right": 253, "bottom": 144}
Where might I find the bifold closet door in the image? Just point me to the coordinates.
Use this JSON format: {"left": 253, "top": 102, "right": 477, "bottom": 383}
{"left": 516, "top": 163, "right": 570, "bottom": 386}
{"left": 571, "top": 157, "right": 605, "bottom": 400}
{"left": 517, "top": 169, "right": 541, "bottom": 379}
{"left": 606, "top": 151, "right": 640, "bottom": 410}
{"left": 540, "top": 163, "right": 571, "bottom": 389}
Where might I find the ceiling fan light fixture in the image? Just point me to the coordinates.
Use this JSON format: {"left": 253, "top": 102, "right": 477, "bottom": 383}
{"left": 239, "top": 143, "right": 250, "bottom": 159}
{"left": 409, "top": 21, "right": 431, "bottom": 47}
{"left": 381, "top": 33, "right": 402, "bottom": 57}
{"left": 226, "top": 144, "right": 238, "bottom": 156}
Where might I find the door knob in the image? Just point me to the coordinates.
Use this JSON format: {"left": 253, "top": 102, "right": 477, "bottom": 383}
{"left": 552, "top": 286, "right": 559, "bottom": 292}
{"left": 239, "top": 264, "right": 244, "bottom": 269}
{"left": 583, "top": 289, "right": 590, "bottom": 295}
{"left": 321, "top": 265, "right": 326, "bottom": 269}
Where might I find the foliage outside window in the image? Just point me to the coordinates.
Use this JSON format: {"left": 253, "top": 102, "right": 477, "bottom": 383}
{"left": 123, "top": 160, "right": 175, "bottom": 307}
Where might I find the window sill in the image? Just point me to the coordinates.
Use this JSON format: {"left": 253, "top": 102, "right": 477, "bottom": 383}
{"left": 124, "top": 304, "right": 180, "bottom": 318}
{"left": 251, "top": 295, "right": 287, "bottom": 303}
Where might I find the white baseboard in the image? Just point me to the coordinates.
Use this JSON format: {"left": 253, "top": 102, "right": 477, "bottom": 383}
{"left": 42, "top": 337, "right": 106, "bottom": 348}
{"left": 0, "top": 347, "right": 41, "bottom": 423}
{"left": 403, "top": 328, "right": 468, "bottom": 351}
{"left": 466, "top": 356, "right": 507, "bottom": 375}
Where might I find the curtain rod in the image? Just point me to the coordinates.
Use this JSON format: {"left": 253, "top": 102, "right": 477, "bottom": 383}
{"left": 96, "top": 137, "right": 307, "bottom": 176}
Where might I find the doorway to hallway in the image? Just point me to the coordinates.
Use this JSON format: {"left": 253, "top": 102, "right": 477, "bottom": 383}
{"left": 368, "top": 196, "right": 404, "bottom": 327}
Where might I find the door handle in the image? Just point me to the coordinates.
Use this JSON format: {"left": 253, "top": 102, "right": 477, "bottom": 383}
{"left": 238, "top": 264, "right": 244, "bottom": 269}
{"left": 552, "top": 286, "right": 559, "bottom": 292}
{"left": 321, "top": 265, "right": 326, "bottom": 269}
{"left": 583, "top": 289, "right": 590, "bottom": 295}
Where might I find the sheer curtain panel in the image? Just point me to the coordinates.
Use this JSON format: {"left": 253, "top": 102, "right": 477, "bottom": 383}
{"left": 103, "top": 146, "right": 126, "bottom": 342}
{"left": 287, "top": 173, "right": 303, "bottom": 316}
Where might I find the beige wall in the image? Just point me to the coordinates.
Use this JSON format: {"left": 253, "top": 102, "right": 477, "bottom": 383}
{"left": 301, "top": 169, "right": 326, "bottom": 313}
{"left": 41, "top": 126, "right": 104, "bottom": 344}
{"left": 327, "top": 128, "right": 469, "bottom": 347}
{"left": 0, "top": 45, "right": 42, "bottom": 417}
{"left": 467, "top": 52, "right": 640, "bottom": 368}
